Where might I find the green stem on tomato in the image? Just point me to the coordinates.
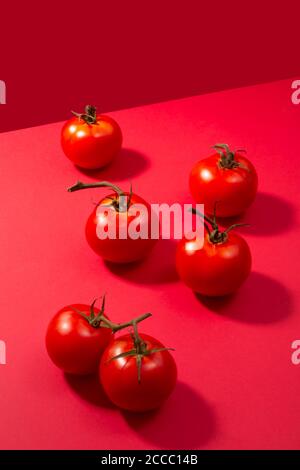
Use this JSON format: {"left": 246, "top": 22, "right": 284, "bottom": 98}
{"left": 72, "top": 297, "right": 173, "bottom": 384}
{"left": 67, "top": 180, "right": 124, "bottom": 197}
{"left": 190, "top": 207, "right": 216, "bottom": 233}
{"left": 72, "top": 296, "right": 152, "bottom": 333}
{"left": 213, "top": 143, "right": 247, "bottom": 170}
{"left": 71, "top": 105, "right": 98, "bottom": 125}
{"left": 100, "top": 312, "right": 152, "bottom": 334}
{"left": 190, "top": 207, "right": 249, "bottom": 245}
{"left": 67, "top": 180, "right": 133, "bottom": 213}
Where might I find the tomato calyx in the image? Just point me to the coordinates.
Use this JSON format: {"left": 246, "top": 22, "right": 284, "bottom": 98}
{"left": 72, "top": 296, "right": 152, "bottom": 332}
{"left": 71, "top": 104, "right": 98, "bottom": 125}
{"left": 213, "top": 143, "right": 248, "bottom": 170}
{"left": 109, "top": 321, "right": 174, "bottom": 383}
{"left": 72, "top": 298, "right": 106, "bottom": 328}
{"left": 73, "top": 296, "right": 174, "bottom": 383}
{"left": 68, "top": 180, "right": 133, "bottom": 212}
{"left": 191, "top": 205, "right": 249, "bottom": 245}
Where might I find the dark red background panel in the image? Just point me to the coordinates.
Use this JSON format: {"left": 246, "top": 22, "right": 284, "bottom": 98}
{"left": 0, "top": 0, "right": 299, "bottom": 132}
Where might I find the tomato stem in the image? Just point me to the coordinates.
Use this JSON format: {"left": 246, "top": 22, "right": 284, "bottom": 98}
{"left": 71, "top": 105, "right": 98, "bottom": 125}
{"left": 68, "top": 180, "right": 133, "bottom": 212}
{"left": 190, "top": 207, "right": 249, "bottom": 244}
{"left": 71, "top": 296, "right": 152, "bottom": 333}
{"left": 190, "top": 207, "right": 217, "bottom": 232}
{"left": 72, "top": 297, "right": 173, "bottom": 384}
{"left": 68, "top": 180, "right": 124, "bottom": 197}
{"left": 224, "top": 223, "right": 250, "bottom": 234}
{"left": 213, "top": 143, "right": 247, "bottom": 170}
{"left": 101, "top": 312, "right": 152, "bottom": 333}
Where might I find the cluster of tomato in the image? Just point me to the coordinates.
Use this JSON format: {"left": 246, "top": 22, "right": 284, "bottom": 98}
{"left": 46, "top": 297, "right": 177, "bottom": 412}
{"left": 46, "top": 105, "right": 258, "bottom": 412}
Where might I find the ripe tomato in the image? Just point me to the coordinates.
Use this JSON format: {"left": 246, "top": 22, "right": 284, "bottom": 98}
{"left": 68, "top": 181, "right": 158, "bottom": 263}
{"left": 99, "top": 333, "right": 177, "bottom": 412}
{"left": 189, "top": 144, "right": 258, "bottom": 217}
{"left": 176, "top": 209, "right": 251, "bottom": 296}
{"left": 46, "top": 301, "right": 112, "bottom": 375}
{"left": 61, "top": 105, "right": 122, "bottom": 169}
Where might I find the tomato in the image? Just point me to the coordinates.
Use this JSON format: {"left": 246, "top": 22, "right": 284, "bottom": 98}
{"left": 99, "top": 333, "right": 177, "bottom": 412}
{"left": 61, "top": 105, "right": 122, "bottom": 169}
{"left": 68, "top": 181, "right": 158, "bottom": 263}
{"left": 176, "top": 209, "right": 251, "bottom": 296}
{"left": 46, "top": 301, "right": 112, "bottom": 375}
{"left": 189, "top": 144, "right": 258, "bottom": 217}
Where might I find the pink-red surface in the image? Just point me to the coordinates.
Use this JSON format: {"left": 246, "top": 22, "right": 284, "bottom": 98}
{"left": 0, "top": 78, "right": 299, "bottom": 450}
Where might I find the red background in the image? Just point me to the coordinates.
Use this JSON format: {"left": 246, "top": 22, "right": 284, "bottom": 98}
{"left": 0, "top": 79, "right": 299, "bottom": 449}
{"left": 1, "top": 1, "right": 300, "bottom": 450}
{"left": 1, "top": 0, "right": 300, "bottom": 133}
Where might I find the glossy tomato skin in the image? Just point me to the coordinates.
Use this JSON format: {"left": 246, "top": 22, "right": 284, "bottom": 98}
{"left": 46, "top": 304, "right": 113, "bottom": 375}
{"left": 176, "top": 231, "right": 251, "bottom": 296}
{"left": 189, "top": 153, "right": 258, "bottom": 217}
{"left": 61, "top": 114, "right": 122, "bottom": 169}
{"left": 99, "top": 334, "right": 177, "bottom": 412}
{"left": 86, "top": 192, "right": 158, "bottom": 263}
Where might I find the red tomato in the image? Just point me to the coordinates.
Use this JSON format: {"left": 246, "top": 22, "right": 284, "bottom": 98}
{"left": 99, "top": 333, "right": 177, "bottom": 412}
{"left": 46, "top": 303, "right": 112, "bottom": 375}
{"left": 176, "top": 216, "right": 251, "bottom": 296}
{"left": 68, "top": 181, "right": 158, "bottom": 263}
{"left": 61, "top": 105, "right": 122, "bottom": 169}
{"left": 189, "top": 144, "right": 258, "bottom": 217}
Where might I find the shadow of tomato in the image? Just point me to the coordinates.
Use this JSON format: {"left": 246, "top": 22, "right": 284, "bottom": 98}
{"left": 122, "top": 382, "right": 217, "bottom": 449}
{"left": 104, "top": 239, "right": 179, "bottom": 285}
{"left": 217, "top": 192, "right": 295, "bottom": 236}
{"left": 75, "top": 148, "right": 150, "bottom": 181}
{"left": 196, "top": 271, "right": 292, "bottom": 324}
